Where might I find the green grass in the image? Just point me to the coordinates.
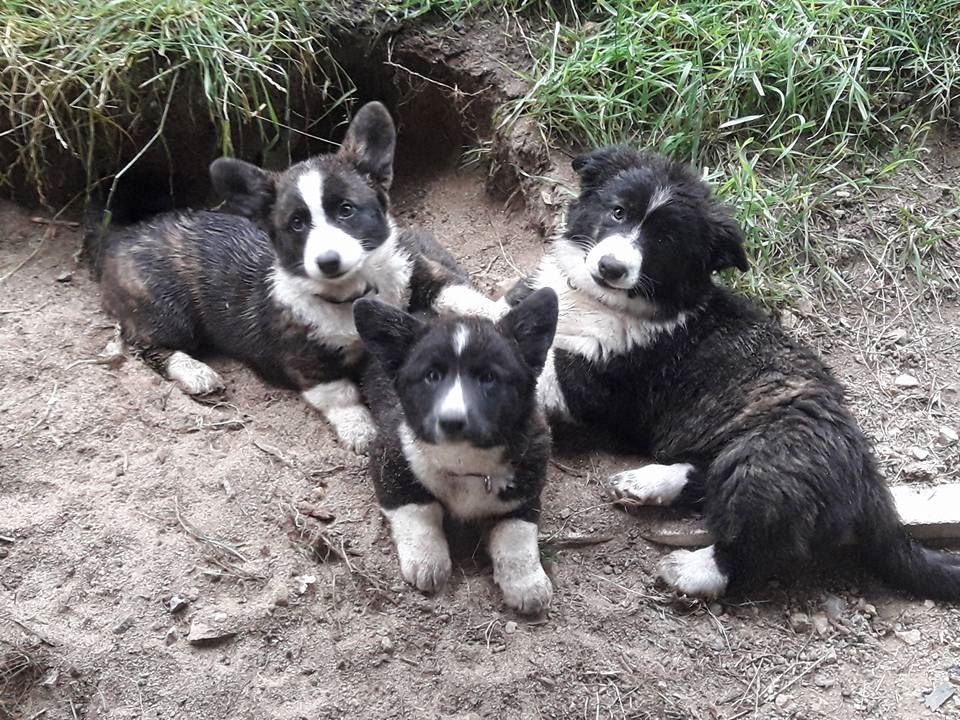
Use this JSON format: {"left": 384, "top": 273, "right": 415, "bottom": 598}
{"left": 0, "top": 0, "right": 350, "bottom": 206}
{"left": 503, "top": 0, "right": 960, "bottom": 299}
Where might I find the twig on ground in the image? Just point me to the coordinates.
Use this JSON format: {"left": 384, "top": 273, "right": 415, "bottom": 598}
{"left": 253, "top": 440, "right": 296, "bottom": 467}
{"left": 173, "top": 496, "right": 248, "bottom": 563}
{"left": 30, "top": 216, "right": 79, "bottom": 228}
{"left": 0, "top": 227, "right": 53, "bottom": 284}
{"left": 539, "top": 533, "right": 614, "bottom": 549}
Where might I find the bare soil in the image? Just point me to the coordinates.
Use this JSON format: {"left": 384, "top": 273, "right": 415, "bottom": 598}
{"left": 2, "top": 135, "right": 959, "bottom": 718}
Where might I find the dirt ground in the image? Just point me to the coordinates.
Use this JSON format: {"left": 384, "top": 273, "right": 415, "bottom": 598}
{"left": 2, "top": 131, "right": 960, "bottom": 720}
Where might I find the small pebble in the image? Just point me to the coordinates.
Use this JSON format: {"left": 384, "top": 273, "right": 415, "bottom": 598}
{"left": 166, "top": 595, "right": 189, "bottom": 613}
{"left": 812, "top": 613, "right": 830, "bottom": 635}
{"left": 55, "top": 271, "right": 73, "bottom": 283}
{"left": 164, "top": 627, "right": 178, "bottom": 646}
{"left": 272, "top": 586, "right": 289, "bottom": 607}
{"left": 823, "top": 594, "right": 844, "bottom": 621}
{"left": 896, "top": 628, "right": 922, "bottom": 646}
{"left": 379, "top": 636, "right": 394, "bottom": 654}
{"left": 504, "top": 621, "right": 518, "bottom": 635}
{"left": 937, "top": 426, "right": 958, "bottom": 447}
{"left": 789, "top": 612, "right": 812, "bottom": 634}
{"left": 113, "top": 616, "right": 135, "bottom": 635}
{"left": 894, "top": 373, "right": 920, "bottom": 388}
{"left": 908, "top": 446, "right": 930, "bottom": 461}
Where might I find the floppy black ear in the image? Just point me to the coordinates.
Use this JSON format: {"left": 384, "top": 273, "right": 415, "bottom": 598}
{"left": 338, "top": 101, "right": 396, "bottom": 191}
{"left": 497, "top": 287, "right": 559, "bottom": 374}
{"left": 708, "top": 203, "right": 749, "bottom": 273}
{"left": 210, "top": 157, "right": 276, "bottom": 219}
{"left": 571, "top": 146, "right": 640, "bottom": 192}
{"left": 353, "top": 298, "right": 425, "bottom": 375}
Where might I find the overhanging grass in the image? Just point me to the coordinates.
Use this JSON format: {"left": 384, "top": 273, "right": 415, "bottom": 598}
{"left": 0, "top": 0, "right": 350, "bottom": 206}
{"left": 506, "top": 0, "right": 960, "bottom": 300}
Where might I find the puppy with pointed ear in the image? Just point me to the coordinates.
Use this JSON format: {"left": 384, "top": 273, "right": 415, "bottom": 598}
{"left": 337, "top": 101, "right": 397, "bottom": 192}
{"left": 209, "top": 157, "right": 277, "bottom": 220}
{"left": 352, "top": 289, "right": 559, "bottom": 616}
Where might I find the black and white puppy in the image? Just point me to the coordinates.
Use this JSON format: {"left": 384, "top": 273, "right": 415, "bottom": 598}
{"left": 504, "top": 146, "right": 960, "bottom": 601}
{"left": 354, "top": 288, "right": 559, "bottom": 614}
{"left": 93, "top": 101, "right": 481, "bottom": 453}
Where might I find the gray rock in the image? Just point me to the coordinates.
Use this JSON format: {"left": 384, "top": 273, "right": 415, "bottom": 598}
{"left": 937, "top": 426, "right": 958, "bottom": 447}
{"left": 789, "top": 612, "right": 812, "bottom": 634}
{"left": 894, "top": 373, "right": 920, "bottom": 388}
{"left": 112, "top": 616, "right": 135, "bottom": 635}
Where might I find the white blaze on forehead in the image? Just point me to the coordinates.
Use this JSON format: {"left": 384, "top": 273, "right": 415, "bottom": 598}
{"left": 586, "top": 232, "right": 643, "bottom": 289}
{"left": 646, "top": 185, "right": 672, "bottom": 216}
{"left": 297, "top": 169, "right": 365, "bottom": 281}
{"left": 453, "top": 324, "right": 470, "bottom": 355}
{"left": 438, "top": 375, "right": 467, "bottom": 417}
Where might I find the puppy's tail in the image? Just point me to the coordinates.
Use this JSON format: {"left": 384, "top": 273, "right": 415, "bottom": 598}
{"left": 861, "top": 493, "right": 960, "bottom": 601}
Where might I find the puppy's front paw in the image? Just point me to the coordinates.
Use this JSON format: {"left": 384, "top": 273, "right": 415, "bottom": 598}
{"left": 657, "top": 546, "right": 728, "bottom": 599}
{"left": 328, "top": 405, "right": 377, "bottom": 454}
{"left": 608, "top": 463, "right": 693, "bottom": 506}
{"left": 165, "top": 352, "right": 225, "bottom": 396}
{"left": 384, "top": 503, "right": 451, "bottom": 593}
{"left": 497, "top": 565, "right": 553, "bottom": 615}
{"left": 397, "top": 544, "right": 453, "bottom": 593}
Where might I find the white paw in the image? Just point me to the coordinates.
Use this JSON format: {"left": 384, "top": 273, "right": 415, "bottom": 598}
{"left": 397, "top": 543, "right": 453, "bottom": 593}
{"left": 488, "top": 518, "right": 552, "bottom": 614}
{"left": 327, "top": 404, "right": 377, "bottom": 454}
{"left": 165, "top": 352, "right": 225, "bottom": 396}
{"left": 383, "top": 503, "right": 452, "bottom": 593}
{"left": 608, "top": 463, "right": 693, "bottom": 506}
{"left": 657, "top": 546, "right": 728, "bottom": 599}
{"left": 497, "top": 565, "right": 553, "bottom": 615}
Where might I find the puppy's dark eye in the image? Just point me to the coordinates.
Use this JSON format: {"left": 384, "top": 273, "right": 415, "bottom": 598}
{"left": 288, "top": 215, "right": 306, "bottom": 232}
{"left": 424, "top": 368, "right": 442, "bottom": 384}
{"left": 338, "top": 202, "right": 355, "bottom": 220}
{"left": 476, "top": 369, "right": 497, "bottom": 385}
{"left": 611, "top": 206, "right": 625, "bottom": 222}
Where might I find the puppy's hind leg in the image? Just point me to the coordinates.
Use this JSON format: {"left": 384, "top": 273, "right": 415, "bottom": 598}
{"left": 302, "top": 379, "right": 377, "bottom": 454}
{"left": 657, "top": 446, "right": 818, "bottom": 599}
{"left": 133, "top": 345, "right": 224, "bottom": 396}
{"left": 608, "top": 462, "right": 701, "bottom": 507}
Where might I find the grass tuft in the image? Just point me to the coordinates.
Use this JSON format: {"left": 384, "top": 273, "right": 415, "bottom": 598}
{"left": 0, "top": 0, "right": 350, "bottom": 206}
{"left": 507, "top": 0, "right": 960, "bottom": 299}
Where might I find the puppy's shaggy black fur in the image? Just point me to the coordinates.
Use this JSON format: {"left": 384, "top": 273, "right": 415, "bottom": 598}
{"left": 354, "top": 289, "right": 558, "bottom": 614}
{"left": 507, "top": 146, "right": 960, "bottom": 600}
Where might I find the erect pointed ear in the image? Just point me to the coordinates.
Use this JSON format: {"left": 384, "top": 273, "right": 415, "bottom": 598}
{"left": 496, "top": 287, "right": 559, "bottom": 375}
{"left": 708, "top": 201, "right": 749, "bottom": 273}
{"left": 338, "top": 101, "right": 397, "bottom": 192}
{"left": 353, "top": 298, "right": 425, "bottom": 375}
{"left": 210, "top": 157, "right": 276, "bottom": 219}
{"left": 571, "top": 145, "right": 640, "bottom": 192}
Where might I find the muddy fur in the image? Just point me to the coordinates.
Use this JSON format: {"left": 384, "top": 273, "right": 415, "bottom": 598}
{"left": 506, "top": 146, "right": 960, "bottom": 600}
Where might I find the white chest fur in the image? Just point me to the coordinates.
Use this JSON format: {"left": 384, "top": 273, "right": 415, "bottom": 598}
{"left": 398, "top": 423, "right": 525, "bottom": 520}
{"left": 270, "top": 236, "right": 413, "bottom": 359}
{"left": 529, "top": 252, "right": 686, "bottom": 362}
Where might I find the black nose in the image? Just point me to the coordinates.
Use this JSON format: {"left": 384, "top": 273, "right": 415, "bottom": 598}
{"left": 315, "top": 251, "right": 342, "bottom": 277}
{"left": 597, "top": 255, "right": 627, "bottom": 281}
{"left": 438, "top": 414, "right": 466, "bottom": 437}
